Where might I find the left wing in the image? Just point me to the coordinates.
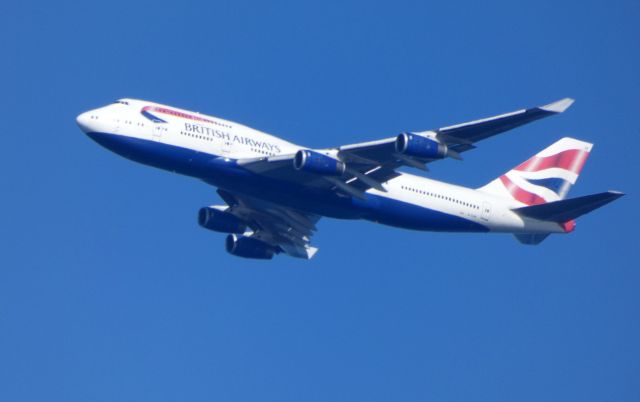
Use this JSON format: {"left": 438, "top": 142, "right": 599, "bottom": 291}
{"left": 237, "top": 152, "right": 400, "bottom": 199}
{"left": 337, "top": 97, "right": 575, "bottom": 169}
{"left": 217, "top": 189, "right": 320, "bottom": 259}
{"left": 238, "top": 98, "right": 574, "bottom": 198}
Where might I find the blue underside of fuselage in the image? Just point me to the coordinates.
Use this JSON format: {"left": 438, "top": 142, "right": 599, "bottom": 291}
{"left": 86, "top": 132, "right": 489, "bottom": 233}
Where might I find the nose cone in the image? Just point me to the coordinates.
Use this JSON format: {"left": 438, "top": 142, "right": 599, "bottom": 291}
{"left": 76, "top": 111, "right": 92, "bottom": 133}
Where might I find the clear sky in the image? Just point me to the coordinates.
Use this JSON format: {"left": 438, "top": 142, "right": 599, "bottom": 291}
{"left": 1, "top": 1, "right": 638, "bottom": 401}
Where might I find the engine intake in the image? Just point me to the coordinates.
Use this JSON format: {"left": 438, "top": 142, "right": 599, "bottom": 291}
{"left": 198, "top": 207, "right": 247, "bottom": 234}
{"left": 293, "top": 149, "right": 345, "bottom": 176}
{"left": 225, "top": 234, "right": 275, "bottom": 259}
{"left": 395, "top": 133, "right": 447, "bottom": 159}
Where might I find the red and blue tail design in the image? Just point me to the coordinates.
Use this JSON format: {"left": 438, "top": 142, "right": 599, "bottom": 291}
{"left": 479, "top": 137, "right": 593, "bottom": 206}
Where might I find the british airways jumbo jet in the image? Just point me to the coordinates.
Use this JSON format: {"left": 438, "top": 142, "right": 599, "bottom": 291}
{"left": 77, "top": 98, "right": 623, "bottom": 259}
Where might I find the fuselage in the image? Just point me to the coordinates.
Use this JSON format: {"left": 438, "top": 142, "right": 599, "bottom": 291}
{"left": 77, "top": 99, "right": 566, "bottom": 235}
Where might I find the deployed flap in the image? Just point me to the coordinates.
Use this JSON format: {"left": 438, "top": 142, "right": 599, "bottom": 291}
{"left": 339, "top": 137, "right": 399, "bottom": 166}
{"left": 237, "top": 152, "right": 401, "bottom": 195}
{"left": 513, "top": 191, "right": 624, "bottom": 222}
{"left": 235, "top": 153, "right": 296, "bottom": 174}
{"left": 217, "top": 189, "right": 321, "bottom": 259}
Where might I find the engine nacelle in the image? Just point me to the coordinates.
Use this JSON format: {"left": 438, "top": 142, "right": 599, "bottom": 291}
{"left": 225, "top": 234, "right": 275, "bottom": 259}
{"left": 198, "top": 207, "right": 247, "bottom": 234}
{"left": 395, "top": 132, "right": 447, "bottom": 159}
{"left": 293, "top": 149, "right": 345, "bottom": 176}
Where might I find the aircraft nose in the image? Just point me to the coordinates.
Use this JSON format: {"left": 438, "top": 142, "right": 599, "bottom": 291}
{"left": 76, "top": 111, "right": 92, "bottom": 133}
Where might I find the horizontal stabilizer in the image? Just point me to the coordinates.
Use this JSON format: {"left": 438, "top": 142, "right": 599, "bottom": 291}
{"left": 514, "top": 233, "right": 550, "bottom": 245}
{"left": 514, "top": 191, "right": 624, "bottom": 222}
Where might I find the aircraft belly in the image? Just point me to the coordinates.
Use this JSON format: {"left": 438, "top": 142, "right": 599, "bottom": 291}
{"left": 354, "top": 195, "right": 490, "bottom": 232}
{"left": 86, "top": 131, "right": 201, "bottom": 176}
{"left": 86, "top": 132, "right": 488, "bottom": 231}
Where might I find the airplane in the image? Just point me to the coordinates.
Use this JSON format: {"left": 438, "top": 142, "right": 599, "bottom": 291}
{"left": 77, "top": 98, "right": 623, "bottom": 259}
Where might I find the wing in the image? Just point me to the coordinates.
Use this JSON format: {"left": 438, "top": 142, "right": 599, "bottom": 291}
{"left": 238, "top": 98, "right": 573, "bottom": 198}
{"left": 338, "top": 97, "right": 574, "bottom": 167}
{"left": 237, "top": 152, "right": 400, "bottom": 199}
{"left": 217, "top": 189, "right": 321, "bottom": 259}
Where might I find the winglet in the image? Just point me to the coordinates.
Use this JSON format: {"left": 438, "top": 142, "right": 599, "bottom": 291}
{"left": 306, "top": 246, "right": 319, "bottom": 259}
{"left": 540, "top": 98, "right": 575, "bottom": 113}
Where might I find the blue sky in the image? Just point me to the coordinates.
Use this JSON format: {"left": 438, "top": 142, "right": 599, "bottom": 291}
{"left": 1, "top": 1, "right": 638, "bottom": 401}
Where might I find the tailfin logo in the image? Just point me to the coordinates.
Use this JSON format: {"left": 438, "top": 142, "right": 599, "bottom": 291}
{"left": 501, "top": 145, "right": 591, "bottom": 205}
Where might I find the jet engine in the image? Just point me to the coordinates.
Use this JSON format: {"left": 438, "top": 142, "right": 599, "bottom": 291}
{"left": 293, "top": 149, "right": 345, "bottom": 176}
{"left": 395, "top": 132, "right": 448, "bottom": 159}
{"left": 225, "top": 234, "right": 276, "bottom": 259}
{"left": 198, "top": 207, "right": 247, "bottom": 234}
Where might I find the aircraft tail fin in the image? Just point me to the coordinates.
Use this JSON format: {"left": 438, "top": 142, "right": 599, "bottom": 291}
{"left": 478, "top": 137, "right": 593, "bottom": 205}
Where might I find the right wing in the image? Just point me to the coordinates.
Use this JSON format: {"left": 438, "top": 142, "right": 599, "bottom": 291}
{"left": 217, "top": 189, "right": 321, "bottom": 259}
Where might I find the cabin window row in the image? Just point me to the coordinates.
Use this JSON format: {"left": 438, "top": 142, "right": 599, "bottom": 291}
{"left": 401, "top": 185, "right": 479, "bottom": 210}
{"left": 123, "top": 120, "right": 145, "bottom": 127}
{"left": 179, "top": 131, "right": 275, "bottom": 156}
{"left": 250, "top": 147, "right": 275, "bottom": 156}
{"left": 181, "top": 131, "right": 213, "bottom": 142}
{"left": 210, "top": 120, "right": 232, "bottom": 129}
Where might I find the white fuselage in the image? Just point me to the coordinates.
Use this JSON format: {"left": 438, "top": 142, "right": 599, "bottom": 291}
{"left": 77, "top": 99, "right": 566, "bottom": 235}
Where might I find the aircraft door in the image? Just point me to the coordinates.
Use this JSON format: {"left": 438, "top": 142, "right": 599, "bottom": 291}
{"left": 112, "top": 117, "right": 120, "bottom": 133}
{"left": 221, "top": 138, "right": 232, "bottom": 155}
{"left": 151, "top": 122, "right": 165, "bottom": 140}
{"left": 481, "top": 201, "right": 492, "bottom": 221}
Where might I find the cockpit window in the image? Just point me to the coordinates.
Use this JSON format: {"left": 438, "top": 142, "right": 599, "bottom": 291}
{"left": 114, "top": 100, "right": 129, "bottom": 105}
